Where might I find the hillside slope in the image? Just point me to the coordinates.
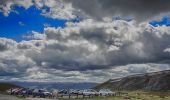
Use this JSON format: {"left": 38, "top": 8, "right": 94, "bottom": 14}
{"left": 95, "top": 70, "right": 170, "bottom": 91}
{"left": 0, "top": 83, "right": 21, "bottom": 92}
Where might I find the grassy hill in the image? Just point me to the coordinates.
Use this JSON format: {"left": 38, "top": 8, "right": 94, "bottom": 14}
{"left": 94, "top": 70, "right": 170, "bottom": 91}
{"left": 0, "top": 83, "right": 21, "bottom": 92}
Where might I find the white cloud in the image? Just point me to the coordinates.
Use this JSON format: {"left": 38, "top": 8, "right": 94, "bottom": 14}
{"left": 1, "top": 19, "right": 170, "bottom": 82}
{"left": 18, "top": 21, "right": 25, "bottom": 26}
{"left": 24, "top": 31, "right": 46, "bottom": 40}
{"left": 0, "top": 0, "right": 76, "bottom": 20}
{"left": 41, "top": 0, "right": 76, "bottom": 20}
{"left": 164, "top": 47, "right": 170, "bottom": 53}
{"left": 0, "top": 0, "right": 33, "bottom": 16}
{"left": 1, "top": 0, "right": 170, "bottom": 83}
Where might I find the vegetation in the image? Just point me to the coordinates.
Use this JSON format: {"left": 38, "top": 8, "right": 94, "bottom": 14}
{"left": 74, "top": 91, "right": 170, "bottom": 100}
{"left": 0, "top": 83, "right": 21, "bottom": 92}
{"left": 94, "top": 70, "right": 170, "bottom": 91}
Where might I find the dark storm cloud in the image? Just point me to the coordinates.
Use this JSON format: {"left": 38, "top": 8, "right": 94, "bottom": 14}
{"left": 65, "top": 0, "right": 170, "bottom": 21}
{"left": 20, "top": 21, "right": 170, "bottom": 71}
{"left": 1, "top": 21, "right": 170, "bottom": 72}
{"left": 106, "top": 32, "right": 170, "bottom": 66}
{"left": 1, "top": 0, "right": 170, "bottom": 21}
{"left": 79, "top": 27, "right": 170, "bottom": 67}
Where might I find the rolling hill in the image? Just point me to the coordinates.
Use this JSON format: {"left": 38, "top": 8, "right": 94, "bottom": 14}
{"left": 12, "top": 82, "right": 97, "bottom": 90}
{"left": 94, "top": 70, "right": 170, "bottom": 91}
{"left": 0, "top": 83, "right": 21, "bottom": 92}
{"left": 0, "top": 81, "right": 97, "bottom": 90}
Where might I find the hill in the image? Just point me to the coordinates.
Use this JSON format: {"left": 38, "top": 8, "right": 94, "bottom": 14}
{"left": 1, "top": 82, "right": 97, "bottom": 90}
{"left": 0, "top": 83, "right": 21, "bottom": 92}
{"left": 94, "top": 70, "right": 170, "bottom": 91}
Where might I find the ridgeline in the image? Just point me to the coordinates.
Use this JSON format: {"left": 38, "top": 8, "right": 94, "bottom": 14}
{"left": 94, "top": 70, "right": 170, "bottom": 91}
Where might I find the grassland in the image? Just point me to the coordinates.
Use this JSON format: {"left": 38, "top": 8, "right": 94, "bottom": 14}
{"left": 0, "top": 83, "right": 21, "bottom": 92}
{"left": 74, "top": 91, "right": 170, "bottom": 100}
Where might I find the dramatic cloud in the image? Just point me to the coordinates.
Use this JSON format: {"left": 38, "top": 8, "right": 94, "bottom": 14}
{"left": 0, "top": 0, "right": 76, "bottom": 20}
{"left": 35, "top": 20, "right": 170, "bottom": 70}
{"left": 1, "top": 0, "right": 170, "bottom": 21}
{"left": 65, "top": 0, "right": 170, "bottom": 21}
{"left": 1, "top": 0, "right": 170, "bottom": 82}
{"left": 0, "top": 19, "right": 170, "bottom": 82}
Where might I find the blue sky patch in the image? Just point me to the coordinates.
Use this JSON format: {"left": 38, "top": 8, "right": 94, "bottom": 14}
{"left": 150, "top": 17, "right": 170, "bottom": 27}
{"left": 0, "top": 5, "right": 169, "bottom": 42}
{"left": 0, "top": 6, "right": 78, "bottom": 42}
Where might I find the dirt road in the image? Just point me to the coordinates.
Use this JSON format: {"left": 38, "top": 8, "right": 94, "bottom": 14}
{"left": 26, "top": 98, "right": 59, "bottom": 100}
{"left": 0, "top": 94, "right": 23, "bottom": 100}
{"left": 0, "top": 94, "right": 59, "bottom": 100}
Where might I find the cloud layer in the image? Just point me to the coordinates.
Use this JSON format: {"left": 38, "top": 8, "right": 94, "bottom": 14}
{"left": 65, "top": 0, "right": 170, "bottom": 21}
{"left": 0, "top": 19, "right": 170, "bottom": 82}
{"left": 0, "top": 0, "right": 170, "bottom": 82}
{"left": 1, "top": 0, "right": 170, "bottom": 21}
{"left": 0, "top": 0, "right": 76, "bottom": 19}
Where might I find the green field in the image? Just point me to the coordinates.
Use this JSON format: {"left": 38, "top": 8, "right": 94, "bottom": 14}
{"left": 74, "top": 91, "right": 170, "bottom": 100}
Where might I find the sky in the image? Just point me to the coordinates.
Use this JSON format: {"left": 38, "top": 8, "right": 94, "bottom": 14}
{"left": 0, "top": 0, "right": 170, "bottom": 83}
{"left": 0, "top": 5, "right": 78, "bottom": 41}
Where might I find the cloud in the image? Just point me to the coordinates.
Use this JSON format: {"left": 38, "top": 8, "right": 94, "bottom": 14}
{"left": 65, "top": 0, "right": 170, "bottom": 21}
{"left": 0, "top": 19, "right": 170, "bottom": 82}
{"left": 0, "top": 46, "right": 36, "bottom": 82}
{"left": 32, "top": 20, "right": 170, "bottom": 71}
{"left": 1, "top": 0, "right": 170, "bottom": 82}
{"left": 1, "top": 20, "right": 170, "bottom": 72}
{"left": 40, "top": 0, "right": 76, "bottom": 20}
{"left": 0, "top": 0, "right": 33, "bottom": 16}
{"left": 23, "top": 31, "right": 46, "bottom": 40}
{"left": 18, "top": 21, "right": 25, "bottom": 26}
{"left": 2, "top": 0, "right": 170, "bottom": 21}
{"left": 0, "top": 38, "right": 16, "bottom": 51}
{"left": 0, "top": 0, "right": 76, "bottom": 20}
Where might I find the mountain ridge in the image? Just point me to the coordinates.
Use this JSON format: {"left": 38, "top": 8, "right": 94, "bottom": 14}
{"left": 94, "top": 70, "right": 170, "bottom": 91}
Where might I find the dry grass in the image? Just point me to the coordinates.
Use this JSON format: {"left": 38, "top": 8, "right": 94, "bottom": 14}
{"left": 74, "top": 91, "right": 170, "bottom": 100}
